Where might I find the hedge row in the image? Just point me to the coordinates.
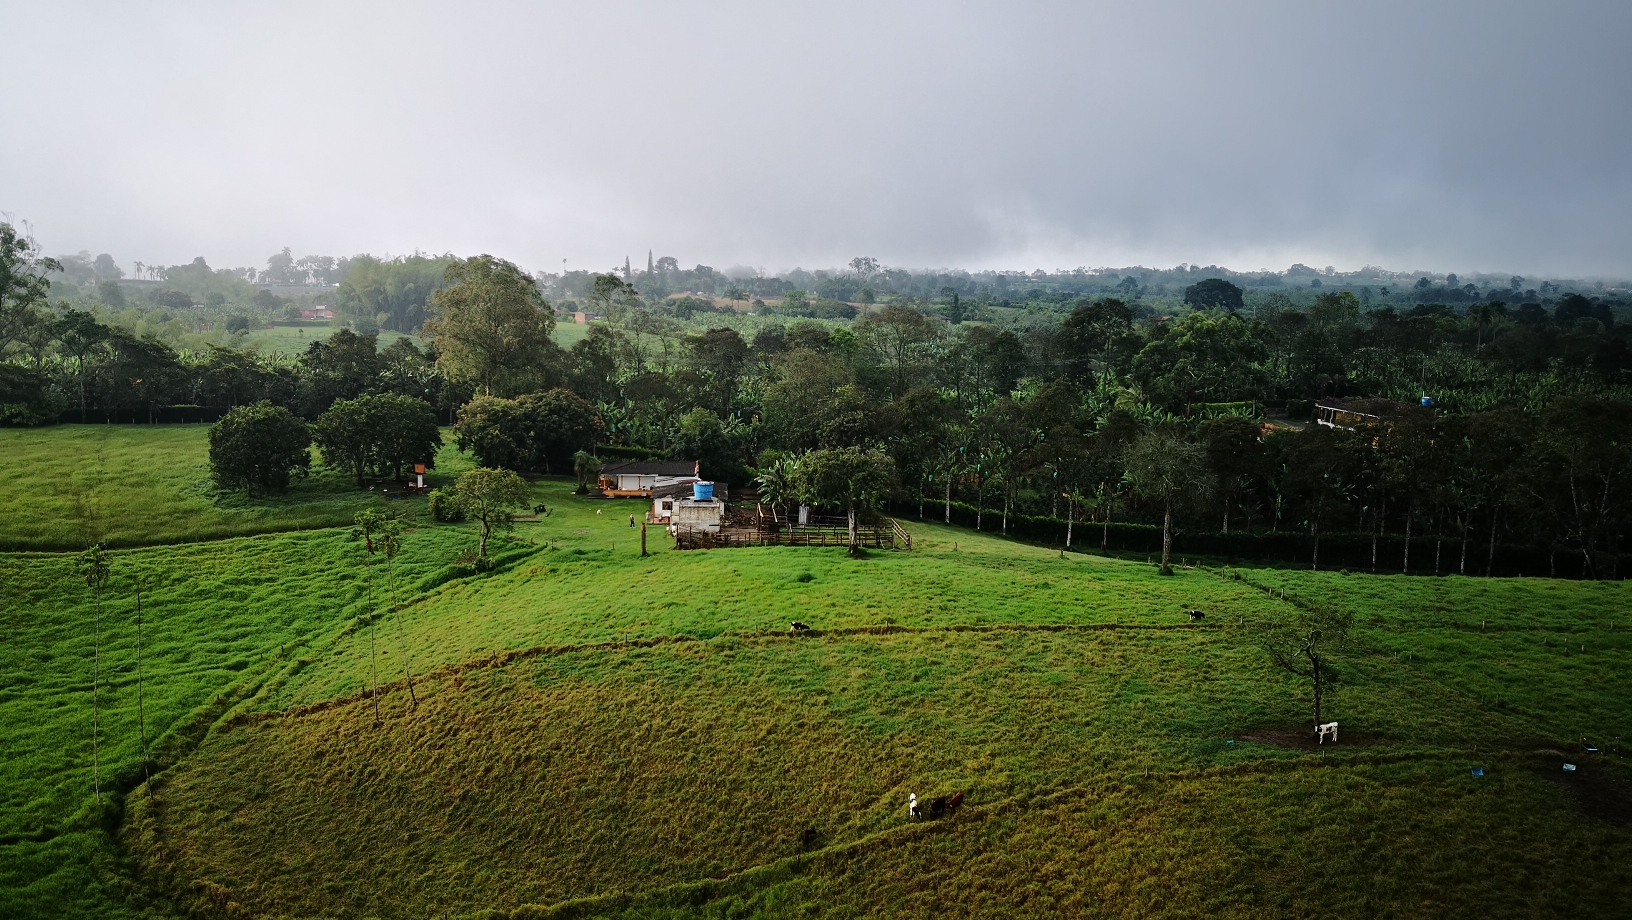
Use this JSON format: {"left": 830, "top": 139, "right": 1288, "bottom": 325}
{"left": 13, "top": 406, "right": 232, "bottom": 426}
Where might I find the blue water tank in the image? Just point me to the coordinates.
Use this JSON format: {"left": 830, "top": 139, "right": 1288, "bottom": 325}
{"left": 1421, "top": 396, "right": 1434, "bottom": 407}
{"left": 693, "top": 482, "right": 714, "bottom": 501}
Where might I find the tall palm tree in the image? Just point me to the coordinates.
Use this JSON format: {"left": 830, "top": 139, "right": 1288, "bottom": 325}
{"left": 375, "top": 518, "right": 417, "bottom": 707}
{"left": 79, "top": 545, "right": 111, "bottom": 804}
{"left": 352, "top": 511, "right": 384, "bottom": 723}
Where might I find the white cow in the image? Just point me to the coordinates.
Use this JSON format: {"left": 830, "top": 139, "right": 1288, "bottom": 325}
{"left": 1316, "top": 722, "right": 1339, "bottom": 744}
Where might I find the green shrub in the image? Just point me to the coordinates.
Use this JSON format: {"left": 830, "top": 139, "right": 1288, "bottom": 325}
{"left": 427, "top": 487, "right": 464, "bottom": 522}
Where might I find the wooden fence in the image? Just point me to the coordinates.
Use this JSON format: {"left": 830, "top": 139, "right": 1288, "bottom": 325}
{"left": 675, "top": 519, "right": 910, "bottom": 551}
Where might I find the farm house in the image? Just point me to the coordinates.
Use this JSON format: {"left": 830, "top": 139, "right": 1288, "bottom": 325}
{"left": 1314, "top": 397, "right": 1430, "bottom": 431}
{"left": 597, "top": 460, "right": 701, "bottom": 497}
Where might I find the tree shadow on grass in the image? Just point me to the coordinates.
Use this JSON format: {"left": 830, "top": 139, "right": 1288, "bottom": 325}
{"left": 1237, "top": 726, "right": 1383, "bottom": 751}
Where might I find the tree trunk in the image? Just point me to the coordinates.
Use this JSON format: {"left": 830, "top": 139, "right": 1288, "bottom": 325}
{"left": 1403, "top": 510, "right": 1412, "bottom": 574}
{"left": 975, "top": 479, "right": 984, "bottom": 530}
{"left": 1002, "top": 486, "right": 1009, "bottom": 535}
{"left": 1160, "top": 503, "right": 1174, "bottom": 574}
{"left": 135, "top": 586, "right": 152, "bottom": 797}
{"left": 1486, "top": 510, "right": 1499, "bottom": 577}
{"left": 91, "top": 588, "right": 102, "bottom": 804}
{"left": 386, "top": 555, "right": 418, "bottom": 706}
{"left": 847, "top": 506, "right": 859, "bottom": 557}
{"left": 366, "top": 555, "right": 380, "bottom": 723}
{"left": 944, "top": 476, "right": 952, "bottom": 524}
{"left": 1066, "top": 500, "right": 1073, "bottom": 549}
{"left": 1311, "top": 516, "right": 1321, "bottom": 571}
{"left": 1459, "top": 529, "right": 1467, "bottom": 576}
{"left": 479, "top": 518, "right": 490, "bottom": 558}
{"left": 1435, "top": 534, "right": 1442, "bottom": 574}
{"left": 1310, "top": 657, "right": 1323, "bottom": 738}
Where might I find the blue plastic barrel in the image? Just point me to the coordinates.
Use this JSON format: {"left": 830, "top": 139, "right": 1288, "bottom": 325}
{"left": 693, "top": 482, "right": 714, "bottom": 501}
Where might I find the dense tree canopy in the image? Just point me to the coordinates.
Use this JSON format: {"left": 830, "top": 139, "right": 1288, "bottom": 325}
{"left": 208, "top": 402, "right": 311, "bottom": 497}
{"left": 312, "top": 393, "right": 442, "bottom": 485}
{"left": 9, "top": 237, "right": 1632, "bottom": 578}
{"left": 425, "top": 255, "right": 559, "bottom": 396}
{"left": 1183, "top": 278, "right": 1245, "bottom": 313}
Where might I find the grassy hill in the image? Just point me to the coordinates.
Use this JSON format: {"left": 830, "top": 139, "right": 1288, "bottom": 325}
{"left": 1, "top": 425, "right": 1629, "bottom": 919}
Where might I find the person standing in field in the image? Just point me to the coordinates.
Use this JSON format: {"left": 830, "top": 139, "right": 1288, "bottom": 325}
{"left": 629, "top": 514, "right": 636, "bottom": 527}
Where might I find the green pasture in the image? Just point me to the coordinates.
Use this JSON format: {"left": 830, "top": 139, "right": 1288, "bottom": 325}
{"left": 0, "top": 424, "right": 1628, "bottom": 918}
{"left": 0, "top": 523, "right": 498, "bottom": 919}
{"left": 241, "top": 324, "right": 415, "bottom": 355}
{"left": 0, "top": 425, "right": 473, "bottom": 551}
{"left": 552, "top": 320, "right": 593, "bottom": 347}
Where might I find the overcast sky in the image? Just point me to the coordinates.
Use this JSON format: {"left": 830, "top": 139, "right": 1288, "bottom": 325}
{"left": 2, "top": 1, "right": 1629, "bottom": 279}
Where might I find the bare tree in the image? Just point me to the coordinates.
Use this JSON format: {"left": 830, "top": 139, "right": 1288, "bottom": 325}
{"left": 1261, "top": 603, "right": 1353, "bottom": 738}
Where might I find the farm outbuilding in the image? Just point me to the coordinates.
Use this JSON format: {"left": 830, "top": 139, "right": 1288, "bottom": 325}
{"left": 598, "top": 460, "right": 701, "bottom": 497}
{"left": 1314, "top": 398, "right": 1428, "bottom": 432}
{"left": 649, "top": 482, "right": 725, "bottom": 532}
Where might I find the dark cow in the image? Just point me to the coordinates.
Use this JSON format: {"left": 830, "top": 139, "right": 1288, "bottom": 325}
{"left": 790, "top": 621, "right": 811, "bottom": 633}
{"left": 1187, "top": 609, "right": 1205, "bottom": 622}
{"left": 947, "top": 791, "right": 965, "bottom": 815}
{"left": 927, "top": 796, "right": 948, "bottom": 819}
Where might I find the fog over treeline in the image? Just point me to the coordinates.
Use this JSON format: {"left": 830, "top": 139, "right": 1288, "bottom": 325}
{"left": 3, "top": 2, "right": 1631, "bottom": 276}
{"left": 36, "top": 240, "right": 1632, "bottom": 336}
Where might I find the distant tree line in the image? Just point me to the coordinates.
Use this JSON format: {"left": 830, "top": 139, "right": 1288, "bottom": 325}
{"left": 6, "top": 224, "right": 1630, "bottom": 576}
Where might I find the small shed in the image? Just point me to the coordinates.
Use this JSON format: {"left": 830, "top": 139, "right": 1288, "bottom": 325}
{"left": 672, "top": 497, "right": 725, "bottom": 533}
{"left": 650, "top": 482, "right": 726, "bottom": 530}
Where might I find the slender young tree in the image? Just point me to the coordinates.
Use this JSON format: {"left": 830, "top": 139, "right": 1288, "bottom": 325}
{"left": 133, "top": 578, "right": 152, "bottom": 798}
{"left": 452, "top": 467, "right": 534, "bottom": 559}
{"left": 352, "top": 510, "right": 384, "bottom": 723}
{"left": 79, "top": 545, "right": 110, "bottom": 805}
{"left": 375, "top": 516, "right": 418, "bottom": 707}
{"left": 1123, "top": 431, "right": 1214, "bottom": 575}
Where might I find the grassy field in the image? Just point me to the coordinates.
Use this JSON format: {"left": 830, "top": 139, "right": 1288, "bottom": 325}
{"left": 0, "top": 425, "right": 476, "bottom": 551}
{"left": 1, "top": 425, "right": 1629, "bottom": 918}
{"left": 241, "top": 324, "right": 414, "bottom": 355}
{"left": 552, "top": 320, "right": 592, "bottom": 348}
